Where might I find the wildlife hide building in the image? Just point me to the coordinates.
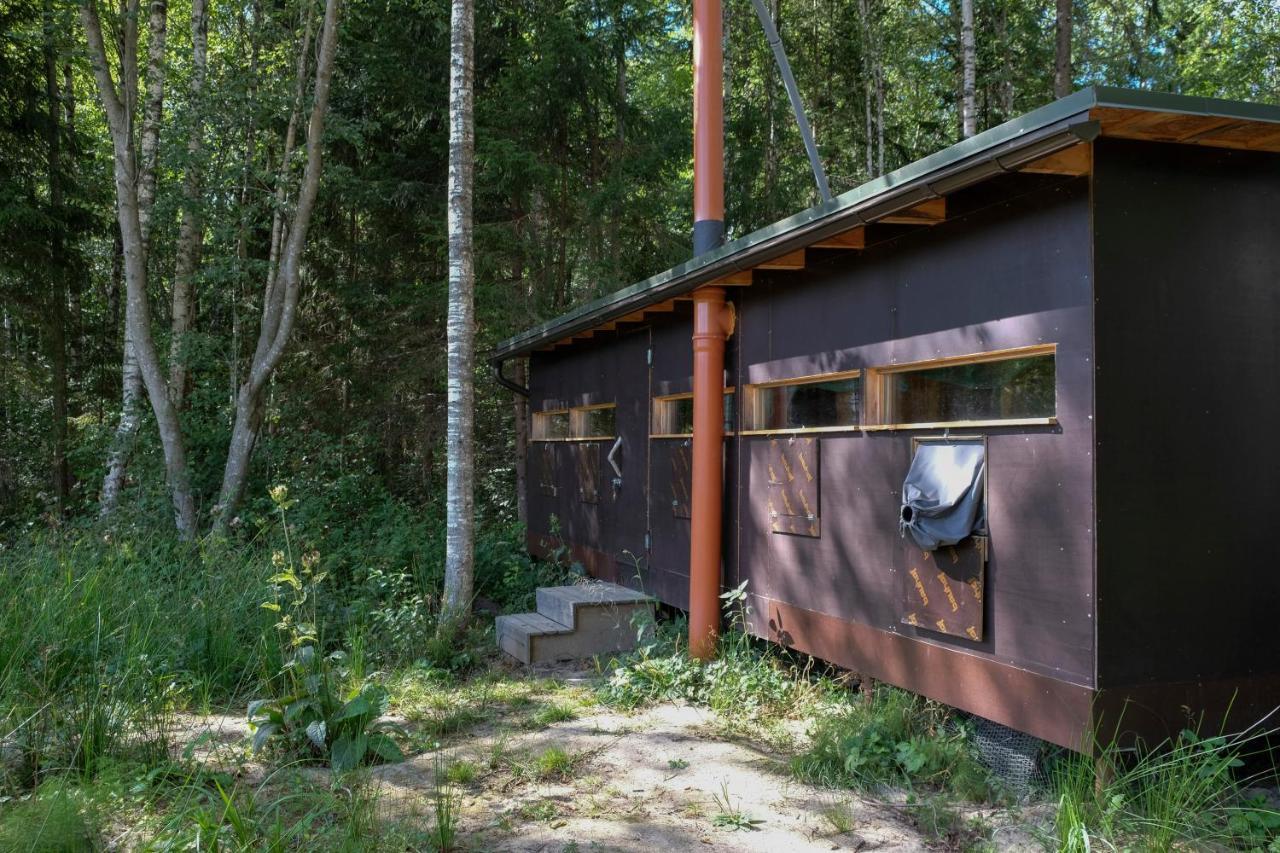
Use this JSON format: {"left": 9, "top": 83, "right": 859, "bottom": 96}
{"left": 491, "top": 87, "right": 1280, "bottom": 752}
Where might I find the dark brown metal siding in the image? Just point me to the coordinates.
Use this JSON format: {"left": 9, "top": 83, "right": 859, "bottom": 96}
{"left": 737, "top": 180, "right": 1096, "bottom": 686}
{"left": 527, "top": 328, "right": 650, "bottom": 584}
{"left": 1093, "top": 139, "right": 1280, "bottom": 693}
{"left": 527, "top": 179, "right": 1096, "bottom": 702}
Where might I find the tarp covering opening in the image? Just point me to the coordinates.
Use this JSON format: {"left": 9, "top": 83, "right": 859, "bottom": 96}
{"left": 900, "top": 442, "right": 986, "bottom": 551}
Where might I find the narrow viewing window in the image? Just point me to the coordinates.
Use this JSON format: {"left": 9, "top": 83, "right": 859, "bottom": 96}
{"left": 532, "top": 410, "right": 570, "bottom": 441}
{"left": 651, "top": 391, "right": 734, "bottom": 436}
{"left": 878, "top": 349, "right": 1055, "bottom": 426}
{"left": 745, "top": 371, "right": 862, "bottom": 432}
{"left": 574, "top": 404, "right": 616, "bottom": 439}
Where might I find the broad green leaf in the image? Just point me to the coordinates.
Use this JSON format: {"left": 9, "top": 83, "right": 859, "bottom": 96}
{"left": 330, "top": 733, "right": 369, "bottom": 773}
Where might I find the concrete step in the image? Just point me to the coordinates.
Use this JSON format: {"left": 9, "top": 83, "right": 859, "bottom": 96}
{"left": 535, "top": 581, "right": 654, "bottom": 630}
{"left": 496, "top": 581, "right": 655, "bottom": 665}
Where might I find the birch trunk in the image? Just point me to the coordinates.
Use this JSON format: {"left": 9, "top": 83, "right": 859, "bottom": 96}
{"left": 441, "top": 0, "right": 476, "bottom": 631}
{"left": 212, "top": 0, "right": 341, "bottom": 530}
{"left": 1054, "top": 0, "right": 1073, "bottom": 98}
{"left": 83, "top": 0, "right": 197, "bottom": 538}
{"left": 168, "top": 0, "right": 208, "bottom": 407}
{"left": 960, "top": 0, "right": 977, "bottom": 138}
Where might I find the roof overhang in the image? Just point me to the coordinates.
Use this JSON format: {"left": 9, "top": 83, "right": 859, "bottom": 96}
{"left": 492, "top": 86, "right": 1280, "bottom": 363}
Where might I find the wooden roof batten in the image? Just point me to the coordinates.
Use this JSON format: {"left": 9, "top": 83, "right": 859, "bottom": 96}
{"left": 499, "top": 88, "right": 1280, "bottom": 362}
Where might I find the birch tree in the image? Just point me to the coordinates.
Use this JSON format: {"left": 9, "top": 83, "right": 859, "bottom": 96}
{"left": 440, "top": 0, "right": 476, "bottom": 631}
{"left": 82, "top": 0, "right": 198, "bottom": 538}
{"left": 960, "top": 0, "right": 977, "bottom": 138}
{"left": 212, "top": 0, "right": 342, "bottom": 530}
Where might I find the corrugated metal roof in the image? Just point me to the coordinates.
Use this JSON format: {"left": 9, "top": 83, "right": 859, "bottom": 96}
{"left": 492, "top": 86, "right": 1280, "bottom": 362}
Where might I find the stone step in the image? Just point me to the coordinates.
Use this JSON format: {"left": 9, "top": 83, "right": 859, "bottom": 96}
{"left": 496, "top": 581, "right": 656, "bottom": 665}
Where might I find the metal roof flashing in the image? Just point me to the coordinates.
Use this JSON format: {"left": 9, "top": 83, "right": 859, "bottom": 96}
{"left": 492, "top": 87, "right": 1280, "bottom": 362}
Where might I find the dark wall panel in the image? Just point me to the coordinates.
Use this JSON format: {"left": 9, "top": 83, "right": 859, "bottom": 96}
{"left": 739, "top": 180, "right": 1096, "bottom": 685}
{"left": 527, "top": 328, "right": 651, "bottom": 584}
{"left": 1093, "top": 139, "right": 1280, "bottom": 688}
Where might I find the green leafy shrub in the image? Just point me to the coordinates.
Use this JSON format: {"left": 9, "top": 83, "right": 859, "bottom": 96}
{"left": 791, "top": 685, "right": 993, "bottom": 799}
{"left": 247, "top": 487, "right": 405, "bottom": 772}
{"left": 601, "top": 582, "right": 840, "bottom": 720}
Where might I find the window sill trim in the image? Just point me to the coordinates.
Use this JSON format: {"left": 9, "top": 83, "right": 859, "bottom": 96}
{"left": 737, "top": 417, "right": 1057, "bottom": 436}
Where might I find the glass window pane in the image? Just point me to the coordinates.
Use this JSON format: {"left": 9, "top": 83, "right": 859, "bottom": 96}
{"left": 756, "top": 376, "right": 862, "bottom": 430}
{"left": 535, "top": 411, "right": 570, "bottom": 439}
{"left": 654, "top": 394, "right": 734, "bottom": 435}
{"left": 888, "top": 355, "right": 1054, "bottom": 424}
{"left": 580, "top": 406, "right": 616, "bottom": 438}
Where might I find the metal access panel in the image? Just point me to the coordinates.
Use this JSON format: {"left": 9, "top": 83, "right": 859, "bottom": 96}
{"left": 576, "top": 442, "right": 600, "bottom": 504}
{"left": 901, "top": 535, "right": 988, "bottom": 641}
{"left": 766, "top": 436, "right": 820, "bottom": 537}
{"left": 537, "top": 444, "right": 558, "bottom": 497}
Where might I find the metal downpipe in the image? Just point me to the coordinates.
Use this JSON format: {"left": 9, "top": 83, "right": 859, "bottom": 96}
{"left": 688, "top": 288, "right": 734, "bottom": 660}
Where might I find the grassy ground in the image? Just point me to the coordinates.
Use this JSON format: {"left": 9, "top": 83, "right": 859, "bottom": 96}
{"left": 1, "top": 517, "right": 1278, "bottom": 850}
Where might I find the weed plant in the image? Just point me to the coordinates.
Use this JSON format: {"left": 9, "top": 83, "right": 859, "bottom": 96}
{"left": 600, "top": 581, "right": 847, "bottom": 721}
{"left": 1050, "top": 721, "right": 1280, "bottom": 851}
{"left": 791, "top": 684, "right": 994, "bottom": 799}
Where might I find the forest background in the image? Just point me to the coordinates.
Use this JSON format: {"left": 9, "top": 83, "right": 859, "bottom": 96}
{"left": 2, "top": 0, "right": 1277, "bottom": 548}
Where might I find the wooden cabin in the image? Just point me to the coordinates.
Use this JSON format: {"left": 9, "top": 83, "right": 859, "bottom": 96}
{"left": 490, "top": 87, "right": 1280, "bottom": 752}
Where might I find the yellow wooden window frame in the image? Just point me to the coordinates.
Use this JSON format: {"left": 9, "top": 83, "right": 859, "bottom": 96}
{"left": 863, "top": 343, "right": 1057, "bottom": 430}
{"left": 571, "top": 402, "right": 617, "bottom": 440}
{"left": 531, "top": 409, "right": 571, "bottom": 441}
{"left": 740, "top": 369, "right": 863, "bottom": 435}
{"left": 650, "top": 389, "right": 736, "bottom": 438}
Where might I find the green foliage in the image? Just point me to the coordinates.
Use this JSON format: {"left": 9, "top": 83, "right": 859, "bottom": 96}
{"left": 1049, "top": 724, "right": 1280, "bottom": 851}
{"left": 791, "top": 685, "right": 993, "bottom": 800}
{"left": 0, "top": 780, "right": 98, "bottom": 852}
{"left": 601, "top": 583, "right": 842, "bottom": 721}
{"left": 0, "top": 533, "right": 270, "bottom": 791}
{"left": 534, "top": 745, "right": 574, "bottom": 780}
{"left": 709, "top": 780, "right": 763, "bottom": 831}
{"left": 247, "top": 488, "right": 406, "bottom": 772}
{"left": 430, "top": 750, "right": 461, "bottom": 852}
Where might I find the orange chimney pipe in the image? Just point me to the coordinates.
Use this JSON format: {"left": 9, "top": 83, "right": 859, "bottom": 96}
{"left": 688, "top": 288, "right": 734, "bottom": 660}
{"left": 688, "top": 0, "right": 730, "bottom": 661}
{"left": 692, "top": 0, "right": 724, "bottom": 255}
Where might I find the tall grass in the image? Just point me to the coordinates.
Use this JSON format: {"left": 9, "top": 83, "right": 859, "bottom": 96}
{"left": 0, "top": 532, "right": 274, "bottom": 790}
{"left": 1051, "top": 720, "right": 1280, "bottom": 850}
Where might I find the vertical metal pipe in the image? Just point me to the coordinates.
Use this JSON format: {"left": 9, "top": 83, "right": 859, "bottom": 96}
{"left": 688, "top": 287, "right": 733, "bottom": 660}
{"left": 692, "top": 0, "right": 724, "bottom": 255}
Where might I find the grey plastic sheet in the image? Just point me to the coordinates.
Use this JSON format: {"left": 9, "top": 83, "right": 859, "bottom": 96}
{"left": 900, "top": 442, "right": 986, "bottom": 550}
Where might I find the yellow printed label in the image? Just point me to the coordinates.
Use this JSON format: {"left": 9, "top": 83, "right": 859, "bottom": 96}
{"left": 936, "top": 572, "right": 959, "bottom": 613}
{"left": 909, "top": 567, "right": 930, "bottom": 606}
{"left": 966, "top": 626, "right": 979, "bottom": 640}
{"left": 779, "top": 453, "right": 795, "bottom": 482}
{"left": 796, "top": 450, "right": 814, "bottom": 482}
{"left": 935, "top": 618, "right": 948, "bottom": 633}
{"left": 966, "top": 578, "right": 983, "bottom": 603}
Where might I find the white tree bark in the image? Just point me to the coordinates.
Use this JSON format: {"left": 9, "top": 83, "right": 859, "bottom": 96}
{"left": 84, "top": 0, "right": 197, "bottom": 537}
{"left": 212, "top": 0, "right": 341, "bottom": 531}
{"left": 441, "top": 0, "right": 476, "bottom": 630}
{"left": 960, "top": 0, "right": 977, "bottom": 138}
{"left": 168, "top": 0, "right": 208, "bottom": 407}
